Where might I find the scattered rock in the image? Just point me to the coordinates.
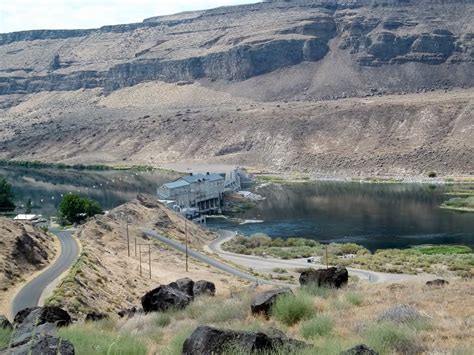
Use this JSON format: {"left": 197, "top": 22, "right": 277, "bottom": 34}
{"left": 299, "top": 267, "right": 349, "bottom": 288}
{"left": 426, "top": 279, "right": 449, "bottom": 287}
{"left": 141, "top": 284, "right": 192, "bottom": 313}
{"left": 169, "top": 277, "right": 195, "bottom": 299}
{"left": 193, "top": 280, "right": 216, "bottom": 297}
{"left": 341, "top": 344, "right": 379, "bottom": 355}
{"left": 377, "top": 304, "right": 424, "bottom": 324}
{"left": 85, "top": 312, "right": 108, "bottom": 322}
{"left": 182, "top": 325, "right": 310, "bottom": 355}
{"left": 117, "top": 306, "right": 138, "bottom": 319}
{"left": 6, "top": 334, "right": 75, "bottom": 355}
{"left": 251, "top": 288, "right": 292, "bottom": 317}
{"left": 0, "top": 315, "right": 12, "bottom": 330}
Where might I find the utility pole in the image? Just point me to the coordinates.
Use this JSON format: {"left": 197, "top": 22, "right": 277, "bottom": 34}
{"left": 139, "top": 244, "right": 142, "bottom": 276}
{"left": 134, "top": 234, "right": 137, "bottom": 257}
{"left": 148, "top": 244, "right": 152, "bottom": 279}
{"left": 126, "top": 212, "right": 130, "bottom": 257}
{"left": 185, "top": 219, "right": 189, "bottom": 272}
{"left": 326, "top": 244, "right": 329, "bottom": 269}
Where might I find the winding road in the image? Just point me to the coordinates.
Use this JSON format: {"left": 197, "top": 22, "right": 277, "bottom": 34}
{"left": 208, "top": 230, "right": 428, "bottom": 283}
{"left": 143, "top": 229, "right": 287, "bottom": 286}
{"left": 11, "top": 229, "right": 80, "bottom": 318}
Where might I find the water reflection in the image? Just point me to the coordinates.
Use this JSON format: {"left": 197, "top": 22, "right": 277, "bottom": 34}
{"left": 209, "top": 182, "right": 474, "bottom": 250}
{"left": 0, "top": 167, "right": 180, "bottom": 217}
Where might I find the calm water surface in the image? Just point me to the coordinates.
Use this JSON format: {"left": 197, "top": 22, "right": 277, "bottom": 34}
{"left": 208, "top": 182, "right": 474, "bottom": 250}
{"left": 2, "top": 166, "right": 473, "bottom": 250}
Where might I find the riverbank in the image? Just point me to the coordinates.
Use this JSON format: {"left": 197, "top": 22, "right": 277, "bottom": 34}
{"left": 220, "top": 234, "right": 474, "bottom": 279}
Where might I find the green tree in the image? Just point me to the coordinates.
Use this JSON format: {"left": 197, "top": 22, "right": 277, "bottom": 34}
{"left": 25, "top": 198, "right": 33, "bottom": 214}
{"left": 58, "top": 193, "right": 103, "bottom": 225}
{"left": 0, "top": 177, "right": 15, "bottom": 212}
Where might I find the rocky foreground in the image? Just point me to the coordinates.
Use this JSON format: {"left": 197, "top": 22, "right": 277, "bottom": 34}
{"left": 0, "top": 0, "right": 473, "bottom": 177}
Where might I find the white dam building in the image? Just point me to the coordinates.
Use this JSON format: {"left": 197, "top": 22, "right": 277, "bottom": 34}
{"left": 157, "top": 172, "right": 226, "bottom": 214}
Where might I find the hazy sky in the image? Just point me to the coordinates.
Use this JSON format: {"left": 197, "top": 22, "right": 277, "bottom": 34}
{"left": 0, "top": 0, "right": 258, "bottom": 33}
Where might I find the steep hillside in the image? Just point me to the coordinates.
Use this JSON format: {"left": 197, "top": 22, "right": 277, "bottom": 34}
{"left": 0, "top": 218, "right": 56, "bottom": 314}
{"left": 0, "top": 0, "right": 472, "bottom": 176}
{"left": 46, "top": 195, "right": 245, "bottom": 318}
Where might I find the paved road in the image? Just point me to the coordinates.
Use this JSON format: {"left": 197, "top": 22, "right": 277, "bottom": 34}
{"left": 208, "top": 230, "right": 428, "bottom": 284}
{"left": 143, "top": 229, "right": 287, "bottom": 286}
{"left": 11, "top": 229, "right": 80, "bottom": 318}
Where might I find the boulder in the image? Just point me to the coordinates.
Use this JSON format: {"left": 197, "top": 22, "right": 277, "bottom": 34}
{"left": 169, "top": 277, "right": 195, "bottom": 299}
{"left": 141, "top": 284, "right": 192, "bottom": 313}
{"left": 5, "top": 307, "right": 73, "bottom": 355}
{"left": 250, "top": 289, "right": 292, "bottom": 317}
{"left": 299, "top": 267, "right": 348, "bottom": 288}
{"left": 0, "top": 315, "right": 12, "bottom": 330}
{"left": 13, "top": 307, "right": 71, "bottom": 328}
{"left": 85, "top": 312, "right": 108, "bottom": 322}
{"left": 341, "top": 344, "right": 379, "bottom": 355}
{"left": 182, "top": 325, "right": 309, "bottom": 355}
{"left": 5, "top": 334, "right": 75, "bottom": 355}
{"left": 193, "top": 280, "right": 216, "bottom": 297}
{"left": 425, "top": 279, "right": 449, "bottom": 287}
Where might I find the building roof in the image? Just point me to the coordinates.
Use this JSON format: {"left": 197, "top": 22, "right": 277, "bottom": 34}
{"left": 181, "top": 173, "right": 224, "bottom": 183}
{"left": 14, "top": 214, "right": 39, "bottom": 220}
{"left": 163, "top": 180, "right": 190, "bottom": 189}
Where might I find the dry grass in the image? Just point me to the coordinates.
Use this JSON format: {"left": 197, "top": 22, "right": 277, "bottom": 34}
{"left": 59, "top": 279, "right": 474, "bottom": 354}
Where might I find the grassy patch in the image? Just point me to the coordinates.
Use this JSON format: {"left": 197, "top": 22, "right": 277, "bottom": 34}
{"left": 58, "top": 323, "right": 147, "bottom": 355}
{"left": 271, "top": 293, "right": 315, "bottom": 326}
{"left": 300, "top": 315, "right": 333, "bottom": 339}
{"left": 441, "top": 196, "right": 474, "bottom": 211}
{"left": 365, "top": 322, "right": 419, "bottom": 354}
{"left": 345, "top": 291, "right": 363, "bottom": 306}
{"left": 412, "top": 245, "right": 472, "bottom": 255}
{"left": 162, "top": 327, "right": 195, "bottom": 355}
{"left": 0, "top": 328, "right": 12, "bottom": 349}
{"left": 272, "top": 268, "right": 288, "bottom": 274}
{"left": 300, "top": 285, "right": 335, "bottom": 299}
{"left": 223, "top": 235, "right": 367, "bottom": 260}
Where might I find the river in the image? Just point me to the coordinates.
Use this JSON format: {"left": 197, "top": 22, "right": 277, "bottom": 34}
{"left": 2, "top": 166, "right": 473, "bottom": 250}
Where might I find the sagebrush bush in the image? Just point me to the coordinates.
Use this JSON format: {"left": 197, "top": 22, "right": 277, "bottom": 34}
{"left": 365, "top": 321, "right": 419, "bottom": 354}
{"left": 271, "top": 293, "right": 315, "bottom": 326}
{"left": 345, "top": 291, "right": 363, "bottom": 306}
{"left": 300, "top": 315, "right": 333, "bottom": 338}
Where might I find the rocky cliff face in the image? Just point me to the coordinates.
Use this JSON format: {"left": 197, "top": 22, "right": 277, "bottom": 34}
{"left": 0, "top": 0, "right": 472, "bottom": 98}
{"left": 0, "top": 0, "right": 472, "bottom": 177}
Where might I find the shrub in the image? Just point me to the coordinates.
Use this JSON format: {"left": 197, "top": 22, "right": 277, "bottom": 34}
{"left": 300, "top": 315, "right": 333, "bottom": 338}
{"left": 428, "top": 171, "right": 437, "bottom": 178}
{"left": 345, "top": 292, "right": 363, "bottom": 306}
{"left": 0, "top": 328, "right": 12, "bottom": 349}
{"left": 58, "top": 324, "right": 147, "bottom": 355}
{"left": 365, "top": 322, "right": 419, "bottom": 354}
{"left": 271, "top": 293, "right": 315, "bottom": 326}
{"left": 163, "top": 327, "right": 195, "bottom": 355}
{"left": 154, "top": 313, "right": 172, "bottom": 328}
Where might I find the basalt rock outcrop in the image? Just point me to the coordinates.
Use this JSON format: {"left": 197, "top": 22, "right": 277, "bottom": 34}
{"left": 0, "top": 0, "right": 472, "bottom": 97}
{"left": 141, "top": 278, "right": 216, "bottom": 313}
{"left": 0, "top": 316, "right": 12, "bottom": 330}
{"left": 193, "top": 280, "right": 216, "bottom": 297}
{"left": 182, "top": 325, "right": 310, "bottom": 355}
{"left": 3, "top": 307, "right": 74, "bottom": 355}
{"left": 251, "top": 288, "right": 292, "bottom": 318}
{"left": 341, "top": 344, "right": 379, "bottom": 355}
{"left": 299, "top": 267, "right": 349, "bottom": 288}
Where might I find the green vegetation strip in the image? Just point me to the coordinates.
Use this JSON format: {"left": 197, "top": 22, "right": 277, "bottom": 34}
{"left": 441, "top": 196, "right": 474, "bottom": 212}
{"left": 0, "top": 159, "right": 156, "bottom": 172}
{"left": 223, "top": 235, "right": 474, "bottom": 278}
{"left": 0, "top": 328, "right": 12, "bottom": 349}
